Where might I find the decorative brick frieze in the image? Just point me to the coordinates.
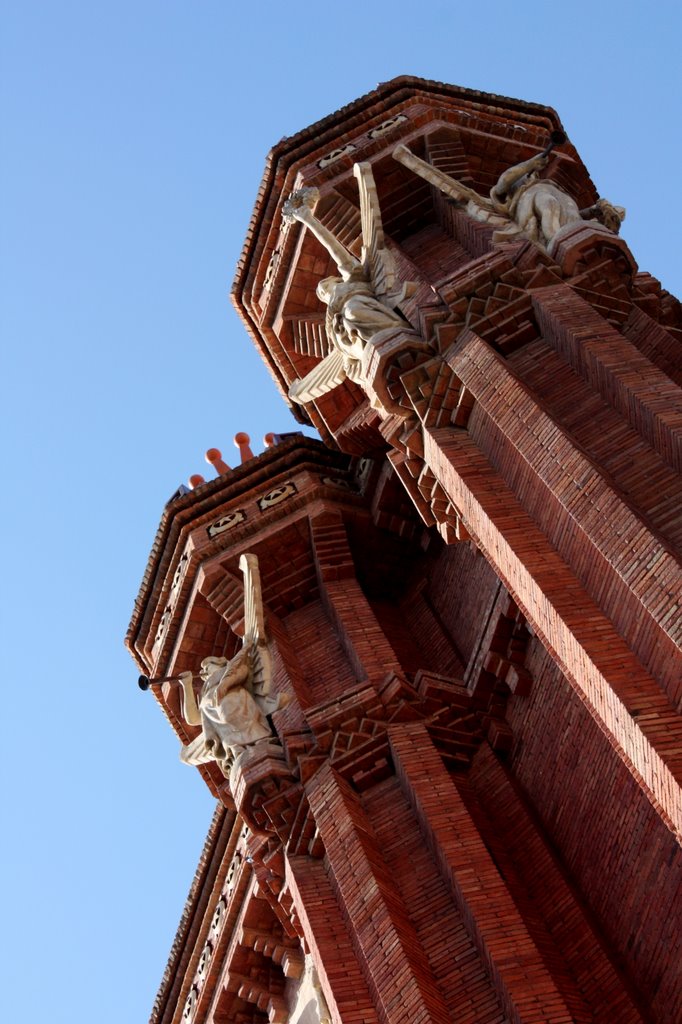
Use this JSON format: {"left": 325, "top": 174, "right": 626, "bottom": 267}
{"left": 239, "top": 927, "right": 303, "bottom": 978}
{"left": 222, "top": 961, "right": 289, "bottom": 1024}
{"left": 176, "top": 824, "right": 300, "bottom": 1024}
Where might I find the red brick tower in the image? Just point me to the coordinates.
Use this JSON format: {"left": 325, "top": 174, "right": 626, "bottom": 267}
{"left": 128, "top": 77, "right": 682, "bottom": 1024}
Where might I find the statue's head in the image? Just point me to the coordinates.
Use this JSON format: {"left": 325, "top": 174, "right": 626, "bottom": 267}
{"left": 199, "top": 656, "right": 228, "bottom": 682}
{"left": 316, "top": 277, "right": 338, "bottom": 304}
{"left": 595, "top": 199, "right": 626, "bottom": 235}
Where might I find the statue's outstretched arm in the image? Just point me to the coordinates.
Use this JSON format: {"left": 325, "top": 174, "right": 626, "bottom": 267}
{"left": 393, "top": 144, "right": 495, "bottom": 212}
{"left": 491, "top": 153, "right": 548, "bottom": 203}
{"left": 283, "top": 189, "right": 360, "bottom": 280}
{"left": 178, "top": 671, "right": 201, "bottom": 727}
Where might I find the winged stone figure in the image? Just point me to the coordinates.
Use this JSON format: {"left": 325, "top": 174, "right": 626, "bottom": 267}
{"left": 177, "top": 553, "right": 284, "bottom": 778}
{"left": 283, "top": 163, "right": 416, "bottom": 405}
{"left": 393, "top": 141, "right": 624, "bottom": 251}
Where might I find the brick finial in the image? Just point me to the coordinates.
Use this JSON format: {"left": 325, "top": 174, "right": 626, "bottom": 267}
{"left": 205, "top": 448, "right": 231, "bottom": 475}
{"left": 188, "top": 474, "right": 205, "bottom": 489}
{"left": 263, "top": 432, "right": 276, "bottom": 448}
{"left": 234, "top": 432, "right": 254, "bottom": 463}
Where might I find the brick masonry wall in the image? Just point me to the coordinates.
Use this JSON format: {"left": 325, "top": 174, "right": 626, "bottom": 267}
{"left": 507, "top": 338, "right": 682, "bottom": 553}
{"left": 463, "top": 746, "right": 645, "bottom": 1024}
{"left": 366, "top": 592, "right": 465, "bottom": 678}
{"left": 506, "top": 638, "right": 682, "bottom": 1023}
{"left": 147, "top": 79, "right": 682, "bottom": 1024}
{"left": 623, "top": 306, "right": 682, "bottom": 388}
{"left": 424, "top": 424, "right": 682, "bottom": 841}
{"left": 452, "top": 331, "right": 682, "bottom": 706}
{"left": 281, "top": 601, "right": 358, "bottom": 705}
{"left": 364, "top": 774, "right": 508, "bottom": 1024}
{"left": 426, "top": 540, "right": 499, "bottom": 667}
{"left": 286, "top": 855, "right": 381, "bottom": 1024}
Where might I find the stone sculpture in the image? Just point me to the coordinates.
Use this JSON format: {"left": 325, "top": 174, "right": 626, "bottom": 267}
{"left": 177, "top": 553, "right": 284, "bottom": 777}
{"left": 393, "top": 141, "right": 624, "bottom": 250}
{"left": 283, "top": 163, "right": 416, "bottom": 405}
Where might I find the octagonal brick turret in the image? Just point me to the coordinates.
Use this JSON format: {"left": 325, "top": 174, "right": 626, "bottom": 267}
{"left": 232, "top": 75, "right": 600, "bottom": 453}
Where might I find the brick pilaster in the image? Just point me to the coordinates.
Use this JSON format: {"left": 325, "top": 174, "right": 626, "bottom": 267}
{"left": 306, "top": 763, "right": 452, "bottom": 1024}
{"left": 423, "top": 425, "right": 682, "bottom": 840}
{"left": 389, "top": 722, "right": 577, "bottom": 1024}
{"left": 532, "top": 285, "right": 682, "bottom": 474}
{"left": 310, "top": 510, "right": 401, "bottom": 682}
{"left": 285, "top": 854, "right": 380, "bottom": 1024}
{"left": 445, "top": 330, "right": 682, "bottom": 706}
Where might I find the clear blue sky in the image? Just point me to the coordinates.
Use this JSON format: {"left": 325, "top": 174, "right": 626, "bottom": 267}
{"left": 2, "top": 2, "right": 680, "bottom": 1021}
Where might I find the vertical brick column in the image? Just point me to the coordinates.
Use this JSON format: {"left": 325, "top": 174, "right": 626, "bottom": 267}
{"left": 465, "top": 745, "right": 646, "bottom": 1024}
{"left": 305, "top": 764, "right": 452, "bottom": 1024}
{"left": 532, "top": 285, "right": 682, "bottom": 474}
{"left": 623, "top": 305, "right": 682, "bottom": 387}
{"left": 285, "top": 855, "right": 380, "bottom": 1024}
{"left": 423, "top": 424, "right": 682, "bottom": 841}
{"left": 310, "top": 510, "right": 401, "bottom": 682}
{"left": 389, "top": 722, "right": 576, "bottom": 1024}
{"left": 444, "top": 330, "right": 682, "bottom": 704}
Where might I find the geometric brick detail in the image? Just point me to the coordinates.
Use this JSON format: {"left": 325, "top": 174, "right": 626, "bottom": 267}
{"left": 399, "top": 355, "right": 470, "bottom": 429}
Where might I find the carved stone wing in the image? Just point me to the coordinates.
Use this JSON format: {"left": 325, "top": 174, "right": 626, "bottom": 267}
{"left": 354, "top": 162, "right": 400, "bottom": 305}
{"left": 288, "top": 348, "right": 347, "bottom": 405}
{"left": 239, "top": 553, "right": 272, "bottom": 698}
{"left": 180, "top": 732, "right": 215, "bottom": 767}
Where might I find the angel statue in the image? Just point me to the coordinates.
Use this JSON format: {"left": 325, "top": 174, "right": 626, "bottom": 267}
{"left": 282, "top": 163, "right": 416, "bottom": 406}
{"left": 393, "top": 134, "right": 624, "bottom": 251}
{"left": 176, "top": 554, "right": 286, "bottom": 778}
